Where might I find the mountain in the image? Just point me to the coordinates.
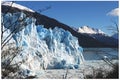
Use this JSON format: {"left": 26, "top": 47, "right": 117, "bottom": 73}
{"left": 2, "top": 2, "right": 84, "bottom": 78}
{"left": 2, "top": 1, "right": 35, "bottom": 12}
{"left": 77, "top": 26, "right": 118, "bottom": 47}
{"left": 78, "top": 26, "right": 105, "bottom": 34}
{"left": 1, "top": 2, "right": 118, "bottom": 78}
{"left": 2, "top": 2, "right": 117, "bottom": 48}
{"left": 112, "top": 33, "right": 118, "bottom": 39}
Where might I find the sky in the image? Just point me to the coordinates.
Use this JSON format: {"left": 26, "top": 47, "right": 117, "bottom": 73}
{"left": 15, "top": 1, "right": 118, "bottom": 35}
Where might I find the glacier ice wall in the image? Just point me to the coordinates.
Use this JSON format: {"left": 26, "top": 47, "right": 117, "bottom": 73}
{"left": 2, "top": 12, "right": 84, "bottom": 77}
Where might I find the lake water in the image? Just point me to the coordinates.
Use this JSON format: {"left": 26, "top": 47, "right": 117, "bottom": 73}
{"left": 83, "top": 48, "right": 118, "bottom": 60}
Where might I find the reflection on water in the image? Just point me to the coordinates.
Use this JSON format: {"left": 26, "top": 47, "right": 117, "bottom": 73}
{"left": 83, "top": 48, "right": 118, "bottom": 60}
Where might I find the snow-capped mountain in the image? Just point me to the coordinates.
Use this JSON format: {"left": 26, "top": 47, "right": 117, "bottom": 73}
{"left": 78, "top": 26, "right": 105, "bottom": 34}
{"left": 2, "top": 2, "right": 118, "bottom": 48}
{"left": 77, "top": 26, "right": 118, "bottom": 47}
{"left": 2, "top": 2, "right": 117, "bottom": 48}
{"left": 2, "top": 2, "right": 84, "bottom": 78}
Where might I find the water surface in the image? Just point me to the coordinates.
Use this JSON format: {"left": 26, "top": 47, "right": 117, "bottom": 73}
{"left": 83, "top": 48, "right": 118, "bottom": 60}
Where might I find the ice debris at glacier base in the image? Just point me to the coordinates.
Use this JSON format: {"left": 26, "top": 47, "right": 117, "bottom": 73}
{"left": 2, "top": 12, "right": 84, "bottom": 77}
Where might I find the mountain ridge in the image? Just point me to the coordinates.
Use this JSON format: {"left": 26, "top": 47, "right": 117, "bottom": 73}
{"left": 76, "top": 26, "right": 118, "bottom": 47}
{"left": 112, "top": 33, "right": 118, "bottom": 39}
{"left": 78, "top": 26, "right": 105, "bottom": 35}
{"left": 2, "top": 2, "right": 118, "bottom": 48}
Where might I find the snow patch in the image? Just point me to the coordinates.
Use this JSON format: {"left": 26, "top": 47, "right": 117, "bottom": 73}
{"left": 2, "top": 1, "right": 35, "bottom": 12}
{"left": 78, "top": 26, "right": 105, "bottom": 34}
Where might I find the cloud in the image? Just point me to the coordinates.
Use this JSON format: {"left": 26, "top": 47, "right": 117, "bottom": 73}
{"left": 107, "top": 8, "right": 119, "bottom": 16}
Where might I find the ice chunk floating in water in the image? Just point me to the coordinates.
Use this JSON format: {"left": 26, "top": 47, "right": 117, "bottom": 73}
{"left": 2, "top": 12, "right": 84, "bottom": 77}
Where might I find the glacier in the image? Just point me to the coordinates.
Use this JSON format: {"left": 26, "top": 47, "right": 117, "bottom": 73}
{"left": 2, "top": 12, "right": 84, "bottom": 77}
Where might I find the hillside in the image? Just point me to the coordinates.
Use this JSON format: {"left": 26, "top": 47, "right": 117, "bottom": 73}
{"left": 1, "top": 3, "right": 118, "bottom": 48}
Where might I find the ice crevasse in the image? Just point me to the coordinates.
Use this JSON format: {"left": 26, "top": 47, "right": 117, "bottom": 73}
{"left": 2, "top": 12, "right": 84, "bottom": 77}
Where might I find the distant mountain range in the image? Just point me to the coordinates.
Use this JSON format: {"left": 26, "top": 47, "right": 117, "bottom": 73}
{"left": 76, "top": 26, "right": 118, "bottom": 47}
{"left": 78, "top": 26, "right": 105, "bottom": 34}
{"left": 112, "top": 33, "right": 118, "bottom": 40}
{"left": 2, "top": 2, "right": 118, "bottom": 48}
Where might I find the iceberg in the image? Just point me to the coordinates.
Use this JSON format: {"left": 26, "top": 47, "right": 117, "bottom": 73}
{"left": 2, "top": 12, "right": 84, "bottom": 77}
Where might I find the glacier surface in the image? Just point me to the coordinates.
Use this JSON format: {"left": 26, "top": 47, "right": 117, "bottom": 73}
{"left": 2, "top": 12, "right": 84, "bottom": 77}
